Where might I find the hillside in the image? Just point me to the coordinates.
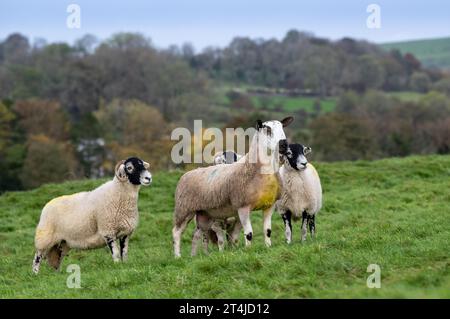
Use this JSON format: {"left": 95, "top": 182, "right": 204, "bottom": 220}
{"left": 0, "top": 155, "right": 449, "bottom": 298}
{"left": 381, "top": 37, "right": 450, "bottom": 70}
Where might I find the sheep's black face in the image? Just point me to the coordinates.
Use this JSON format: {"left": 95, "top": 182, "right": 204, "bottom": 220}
{"left": 123, "top": 157, "right": 152, "bottom": 186}
{"left": 285, "top": 144, "right": 311, "bottom": 171}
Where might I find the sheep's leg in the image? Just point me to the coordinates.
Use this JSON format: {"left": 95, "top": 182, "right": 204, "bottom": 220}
{"left": 47, "top": 242, "right": 69, "bottom": 271}
{"left": 202, "top": 232, "right": 210, "bottom": 255}
{"left": 229, "top": 220, "right": 242, "bottom": 246}
{"left": 172, "top": 212, "right": 195, "bottom": 258}
{"left": 281, "top": 210, "right": 293, "bottom": 244}
{"left": 308, "top": 215, "right": 316, "bottom": 239}
{"left": 104, "top": 236, "right": 121, "bottom": 262}
{"left": 191, "top": 227, "right": 203, "bottom": 256}
{"left": 32, "top": 250, "right": 46, "bottom": 274}
{"left": 57, "top": 242, "right": 70, "bottom": 270}
{"left": 238, "top": 206, "right": 253, "bottom": 247}
{"left": 301, "top": 211, "right": 308, "bottom": 242}
{"left": 263, "top": 205, "right": 275, "bottom": 247}
{"left": 119, "top": 235, "right": 130, "bottom": 262}
{"left": 211, "top": 222, "right": 226, "bottom": 252}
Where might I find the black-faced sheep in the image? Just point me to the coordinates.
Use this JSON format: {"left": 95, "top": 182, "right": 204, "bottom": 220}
{"left": 32, "top": 157, "right": 152, "bottom": 274}
{"left": 173, "top": 117, "right": 293, "bottom": 257}
{"left": 277, "top": 144, "right": 322, "bottom": 243}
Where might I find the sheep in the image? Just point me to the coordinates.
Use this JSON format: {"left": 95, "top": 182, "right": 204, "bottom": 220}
{"left": 173, "top": 117, "right": 293, "bottom": 257}
{"left": 32, "top": 157, "right": 152, "bottom": 274}
{"left": 276, "top": 144, "right": 322, "bottom": 243}
{"left": 191, "top": 151, "right": 243, "bottom": 256}
{"left": 213, "top": 150, "right": 243, "bottom": 165}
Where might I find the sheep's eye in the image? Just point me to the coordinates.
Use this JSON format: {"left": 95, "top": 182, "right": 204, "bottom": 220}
{"left": 264, "top": 126, "right": 272, "bottom": 137}
{"left": 126, "top": 165, "right": 134, "bottom": 172}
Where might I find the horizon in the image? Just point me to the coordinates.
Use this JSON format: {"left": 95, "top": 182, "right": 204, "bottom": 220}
{"left": 1, "top": 0, "right": 450, "bottom": 51}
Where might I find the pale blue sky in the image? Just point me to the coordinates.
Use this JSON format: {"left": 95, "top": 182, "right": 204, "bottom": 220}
{"left": 0, "top": 0, "right": 449, "bottom": 51}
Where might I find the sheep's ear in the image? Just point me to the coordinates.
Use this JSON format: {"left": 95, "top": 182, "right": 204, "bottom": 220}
{"left": 143, "top": 161, "right": 150, "bottom": 169}
{"left": 304, "top": 146, "right": 312, "bottom": 155}
{"left": 256, "top": 120, "right": 263, "bottom": 130}
{"left": 115, "top": 160, "right": 127, "bottom": 182}
{"left": 281, "top": 116, "right": 294, "bottom": 127}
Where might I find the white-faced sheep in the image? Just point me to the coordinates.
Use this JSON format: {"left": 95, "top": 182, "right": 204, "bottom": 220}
{"left": 173, "top": 117, "right": 293, "bottom": 257}
{"left": 32, "top": 157, "right": 152, "bottom": 274}
{"left": 191, "top": 151, "right": 243, "bottom": 256}
{"left": 276, "top": 144, "right": 322, "bottom": 243}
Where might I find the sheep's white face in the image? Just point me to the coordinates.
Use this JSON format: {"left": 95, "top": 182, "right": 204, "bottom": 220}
{"left": 257, "top": 117, "right": 293, "bottom": 153}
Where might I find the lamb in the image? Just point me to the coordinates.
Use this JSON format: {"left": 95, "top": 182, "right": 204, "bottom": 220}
{"left": 276, "top": 144, "right": 322, "bottom": 243}
{"left": 191, "top": 151, "right": 243, "bottom": 256}
{"left": 213, "top": 150, "right": 243, "bottom": 165}
{"left": 173, "top": 117, "right": 293, "bottom": 257}
{"left": 32, "top": 157, "right": 152, "bottom": 274}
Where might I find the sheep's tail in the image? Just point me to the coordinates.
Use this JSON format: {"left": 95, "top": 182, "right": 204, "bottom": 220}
{"left": 34, "top": 221, "right": 56, "bottom": 251}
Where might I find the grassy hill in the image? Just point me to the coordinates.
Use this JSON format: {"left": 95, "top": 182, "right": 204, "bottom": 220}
{"left": 1, "top": 155, "right": 449, "bottom": 298}
{"left": 381, "top": 37, "right": 450, "bottom": 70}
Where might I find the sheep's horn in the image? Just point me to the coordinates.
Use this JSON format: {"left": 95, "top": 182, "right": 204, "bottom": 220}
{"left": 115, "top": 160, "right": 126, "bottom": 181}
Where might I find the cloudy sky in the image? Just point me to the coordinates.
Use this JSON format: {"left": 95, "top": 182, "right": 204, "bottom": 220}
{"left": 1, "top": 0, "right": 449, "bottom": 51}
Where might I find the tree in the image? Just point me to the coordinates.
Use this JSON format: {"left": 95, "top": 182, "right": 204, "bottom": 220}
{"left": 432, "top": 77, "right": 450, "bottom": 96}
{"left": 13, "top": 100, "right": 71, "bottom": 141}
{"left": 308, "top": 113, "right": 379, "bottom": 161}
{"left": 0, "top": 102, "right": 15, "bottom": 150}
{"left": 95, "top": 99, "right": 171, "bottom": 170}
{"left": 410, "top": 72, "right": 431, "bottom": 93}
{"left": 20, "top": 135, "right": 79, "bottom": 189}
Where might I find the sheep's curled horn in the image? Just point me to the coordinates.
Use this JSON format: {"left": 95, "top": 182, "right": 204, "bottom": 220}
{"left": 256, "top": 120, "right": 263, "bottom": 130}
{"left": 115, "top": 160, "right": 127, "bottom": 181}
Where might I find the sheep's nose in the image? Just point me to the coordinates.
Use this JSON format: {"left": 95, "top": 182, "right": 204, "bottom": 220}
{"left": 300, "top": 162, "right": 307, "bottom": 167}
{"left": 144, "top": 176, "right": 152, "bottom": 183}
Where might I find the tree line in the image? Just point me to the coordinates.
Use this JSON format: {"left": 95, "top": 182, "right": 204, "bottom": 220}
{"left": 1, "top": 30, "right": 450, "bottom": 191}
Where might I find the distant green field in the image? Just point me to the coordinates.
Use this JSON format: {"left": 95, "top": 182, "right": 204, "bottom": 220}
{"left": 381, "top": 37, "right": 450, "bottom": 70}
{"left": 386, "top": 91, "right": 424, "bottom": 102}
{"left": 214, "top": 85, "right": 336, "bottom": 114}
{"left": 250, "top": 95, "right": 336, "bottom": 113}
{"left": 1, "top": 155, "right": 449, "bottom": 298}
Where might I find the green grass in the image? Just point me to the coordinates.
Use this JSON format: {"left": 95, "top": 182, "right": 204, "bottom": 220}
{"left": 387, "top": 91, "right": 424, "bottom": 102}
{"left": 250, "top": 95, "right": 336, "bottom": 113}
{"left": 214, "top": 84, "right": 336, "bottom": 114}
{"left": 1, "top": 155, "right": 450, "bottom": 298}
{"left": 381, "top": 37, "right": 450, "bottom": 70}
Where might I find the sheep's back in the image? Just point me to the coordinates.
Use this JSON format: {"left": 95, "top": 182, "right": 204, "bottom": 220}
{"left": 175, "top": 164, "right": 242, "bottom": 213}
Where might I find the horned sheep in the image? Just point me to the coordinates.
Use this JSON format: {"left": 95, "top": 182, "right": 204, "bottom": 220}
{"left": 32, "top": 157, "right": 152, "bottom": 274}
{"left": 173, "top": 117, "right": 293, "bottom": 257}
{"left": 276, "top": 144, "right": 322, "bottom": 243}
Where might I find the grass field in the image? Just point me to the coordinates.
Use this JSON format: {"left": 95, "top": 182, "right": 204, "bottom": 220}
{"left": 249, "top": 95, "right": 336, "bottom": 113}
{"left": 214, "top": 84, "right": 336, "bottom": 114}
{"left": 381, "top": 37, "right": 450, "bottom": 70}
{"left": 1, "top": 155, "right": 449, "bottom": 298}
{"left": 387, "top": 91, "right": 424, "bottom": 102}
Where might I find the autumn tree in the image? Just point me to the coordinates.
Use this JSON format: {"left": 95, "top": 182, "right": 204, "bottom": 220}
{"left": 20, "top": 134, "right": 79, "bottom": 189}
{"left": 13, "top": 100, "right": 71, "bottom": 141}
